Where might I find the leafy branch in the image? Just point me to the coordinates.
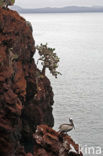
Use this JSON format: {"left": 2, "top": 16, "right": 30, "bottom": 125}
{"left": 36, "top": 43, "right": 61, "bottom": 78}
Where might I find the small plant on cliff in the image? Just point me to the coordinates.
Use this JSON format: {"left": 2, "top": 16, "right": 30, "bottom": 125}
{"left": 0, "top": 0, "right": 15, "bottom": 8}
{"left": 36, "top": 43, "right": 61, "bottom": 78}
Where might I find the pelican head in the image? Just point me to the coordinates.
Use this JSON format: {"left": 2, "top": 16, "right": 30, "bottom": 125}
{"left": 69, "top": 118, "right": 73, "bottom": 123}
{"left": 69, "top": 118, "right": 75, "bottom": 129}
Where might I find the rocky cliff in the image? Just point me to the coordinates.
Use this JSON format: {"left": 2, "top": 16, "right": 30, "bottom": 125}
{"left": 0, "top": 8, "right": 83, "bottom": 156}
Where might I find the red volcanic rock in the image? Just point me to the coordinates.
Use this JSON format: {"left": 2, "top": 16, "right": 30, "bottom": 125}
{"left": 0, "top": 8, "right": 54, "bottom": 155}
{"left": 33, "top": 125, "right": 83, "bottom": 156}
{"left": 26, "top": 153, "right": 33, "bottom": 156}
{"left": 0, "top": 7, "right": 83, "bottom": 156}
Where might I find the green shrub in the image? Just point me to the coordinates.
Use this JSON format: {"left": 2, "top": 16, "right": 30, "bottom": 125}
{"left": 36, "top": 43, "right": 61, "bottom": 78}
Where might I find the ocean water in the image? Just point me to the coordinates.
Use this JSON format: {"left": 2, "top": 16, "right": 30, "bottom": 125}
{"left": 21, "top": 13, "right": 103, "bottom": 155}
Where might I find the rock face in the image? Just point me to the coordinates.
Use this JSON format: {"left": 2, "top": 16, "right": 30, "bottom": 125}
{"left": 0, "top": 8, "right": 83, "bottom": 156}
{"left": 0, "top": 8, "right": 54, "bottom": 155}
{"left": 33, "top": 125, "right": 83, "bottom": 156}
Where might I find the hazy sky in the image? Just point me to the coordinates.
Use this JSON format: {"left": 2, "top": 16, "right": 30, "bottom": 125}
{"left": 15, "top": 0, "right": 103, "bottom": 8}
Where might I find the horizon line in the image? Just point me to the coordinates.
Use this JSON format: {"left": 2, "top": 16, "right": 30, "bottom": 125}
{"left": 13, "top": 5, "right": 103, "bottom": 10}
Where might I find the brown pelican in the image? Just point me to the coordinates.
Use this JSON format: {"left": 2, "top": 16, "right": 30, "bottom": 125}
{"left": 58, "top": 118, "right": 75, "bottom": 133}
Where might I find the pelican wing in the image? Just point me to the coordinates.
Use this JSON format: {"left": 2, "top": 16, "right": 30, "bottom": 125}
{"left": 58, "top": 124, "right": 68, "bottom": 129}
{"left": 59, "top": 124, "right": 73, "bottom": 132}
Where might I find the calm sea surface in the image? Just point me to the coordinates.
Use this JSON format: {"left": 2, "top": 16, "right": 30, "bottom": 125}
{"left": 21, "top": 13, "right": 103, "bottom": 155}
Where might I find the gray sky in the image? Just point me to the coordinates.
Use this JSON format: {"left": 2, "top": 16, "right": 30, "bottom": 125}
{"left": 15, "top": 0, "right": 103, "bottom": 8}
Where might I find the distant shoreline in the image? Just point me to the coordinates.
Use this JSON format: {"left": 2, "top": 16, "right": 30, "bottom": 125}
{"left": 20, "top": 12, "right": 103, "bottom": 14}
{"left": 10, "top": 5, "right": 103, "bottom": 14}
